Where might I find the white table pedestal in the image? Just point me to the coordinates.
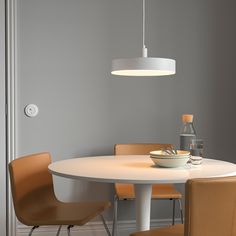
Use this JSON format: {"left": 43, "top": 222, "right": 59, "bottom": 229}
{"left": 134, "top": 184, "right": 152, "bottom": 231}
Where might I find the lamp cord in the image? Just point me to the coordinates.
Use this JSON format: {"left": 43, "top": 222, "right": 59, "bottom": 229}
{"left": 142, "top": 0, "right": 148, "bottom": 57}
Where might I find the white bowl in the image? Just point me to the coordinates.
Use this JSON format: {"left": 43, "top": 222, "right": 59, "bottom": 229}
{"left": 150, "top": 150, "right": 190, "bottom": 158}
{"left": 150, "top": 155, "right": 190, "bottom": 168}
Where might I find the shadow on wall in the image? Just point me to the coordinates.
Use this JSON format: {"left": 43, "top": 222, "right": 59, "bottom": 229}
{"left": 205, "top": 0, "right": 236, "bottom": 163}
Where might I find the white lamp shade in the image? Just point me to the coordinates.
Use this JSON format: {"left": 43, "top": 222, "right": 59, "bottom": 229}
{"left": 111, "top": 57, "right": 176, "bottom": 76}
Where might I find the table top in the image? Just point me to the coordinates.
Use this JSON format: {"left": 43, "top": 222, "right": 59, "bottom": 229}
{"left": 48, "top": 155, "right": 236, "bottom": 184}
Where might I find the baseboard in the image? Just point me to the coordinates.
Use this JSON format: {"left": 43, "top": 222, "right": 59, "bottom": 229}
{"left": 17, "top": 218, "right": 182, "bottom": 236}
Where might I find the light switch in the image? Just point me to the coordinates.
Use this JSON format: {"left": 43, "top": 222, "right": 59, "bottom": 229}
{"left": 24, "top": 104, "right": 39, "bottom": 117}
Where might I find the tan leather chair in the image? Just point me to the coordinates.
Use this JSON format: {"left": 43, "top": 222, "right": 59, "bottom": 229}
{"left": 130, "top": 176, "right": 236, "bottom": 236}
{"left": 8, "top": 152, "right": 111, "bottom": 236}
{"left": 112, "top": 144, "right": 183, "bottom": 236}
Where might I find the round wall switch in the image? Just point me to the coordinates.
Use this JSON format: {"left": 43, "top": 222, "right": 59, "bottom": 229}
{"left": 24, "top": 104, "right": 39, "bottom": 117}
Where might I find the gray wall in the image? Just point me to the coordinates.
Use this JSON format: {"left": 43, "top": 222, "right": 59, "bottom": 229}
{"left": 0, "top": 0, "right": 6, "bottom": 234}
{"left": 16, "top": 0, "right": 236, "bottom": 223}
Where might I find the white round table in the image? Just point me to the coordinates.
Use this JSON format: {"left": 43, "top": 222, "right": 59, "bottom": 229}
{"left": 48, "top": 155, "right": 236, "bottom": 231}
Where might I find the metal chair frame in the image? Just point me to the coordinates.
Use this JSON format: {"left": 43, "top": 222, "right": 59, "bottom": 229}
{"left": 28, "top": 214, "right": 111, "bottom": 236}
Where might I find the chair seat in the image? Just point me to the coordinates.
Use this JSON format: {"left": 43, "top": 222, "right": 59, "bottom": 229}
{"left": 20, "top": 200, "right": 111, "bottom": 226}
{"left": 116, "top": 183, "right": 182, "bottom": 200}
{"left": 130, "top": 224, "right": 184, "bottom": 236}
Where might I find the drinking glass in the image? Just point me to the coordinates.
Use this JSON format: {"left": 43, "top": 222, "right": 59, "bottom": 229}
{"left": 190, "top": 139, "right": 204, "bottom": 157}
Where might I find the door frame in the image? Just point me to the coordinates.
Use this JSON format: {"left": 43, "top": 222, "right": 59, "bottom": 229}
{"left": 0, "top": 0, "right": 6, "bottom": 235}
{"left": 6, "top": 0, "right": 17, "bottom": 235}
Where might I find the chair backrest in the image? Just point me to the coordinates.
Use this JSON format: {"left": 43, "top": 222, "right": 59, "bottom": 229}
{"left": 114, "top": 143, "right": 174, "bottom": 197}
{"left": 114, "top": 143, "right": 173, "bottom": 155}
{"left": 185, "top": 176, "right": 236, "bottom": 236}
{"left": 8, "top": 152, "right": 56, "bottom": 225}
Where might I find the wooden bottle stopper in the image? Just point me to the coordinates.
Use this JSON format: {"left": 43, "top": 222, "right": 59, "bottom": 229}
{"left": 182, "top": 114, "right": 193, "bottom": 123}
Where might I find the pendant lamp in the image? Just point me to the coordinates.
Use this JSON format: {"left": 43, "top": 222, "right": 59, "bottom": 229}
{"left": 111, "top": 0, "right": 176, "bottom": 77}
